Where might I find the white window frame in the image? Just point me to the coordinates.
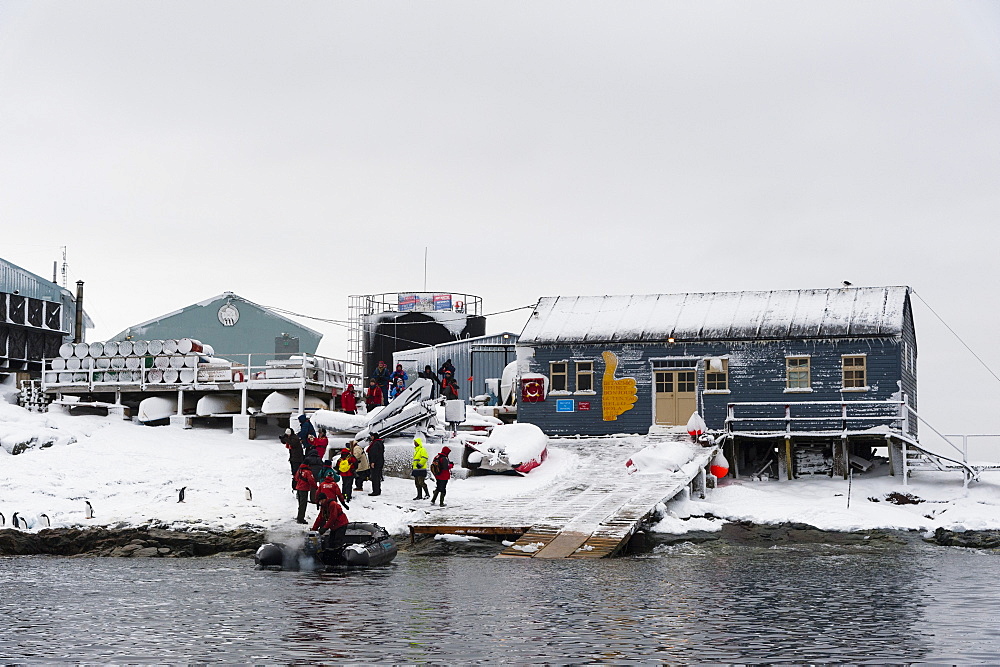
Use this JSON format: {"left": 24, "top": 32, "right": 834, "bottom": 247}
{"left": 704, "top": 357, "right": 730, "bottom": 394}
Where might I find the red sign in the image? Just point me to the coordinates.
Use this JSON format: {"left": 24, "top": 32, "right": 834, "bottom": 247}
{"left": 578, "top": 402, "right": 591, "bottom": 411}
{"left": 521, "top": 378, "right": 545, "bottom": 403}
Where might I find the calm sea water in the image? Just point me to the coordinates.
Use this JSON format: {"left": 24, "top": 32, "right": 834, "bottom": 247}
{"left": 2, "top": 534, "right": 999, "bottom": 663}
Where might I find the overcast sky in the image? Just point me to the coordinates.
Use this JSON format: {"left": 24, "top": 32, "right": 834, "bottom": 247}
{"left": 2, "top": 1, "right": 999, "bottom": 433}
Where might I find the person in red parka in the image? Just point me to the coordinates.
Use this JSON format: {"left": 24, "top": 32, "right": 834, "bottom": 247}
{"left": 293, "top": 462, "right": 318, "bottom": 524}
{"left": 365, "top": 379, "right": 382, "bottom": 412}
{"left": 430, "top": 446, "right": 455, "bottom": 507}
{"left": 309, "top": 427, "right": 329, "bottom": 460}
{"left": 312, "top": 496, "right": 349, "bottom": 549}
{"left": 316, "top": 472, "right": 348, "bottom": 509}
{"left": 341, "top": 384, "right": 357, "bottom": 414}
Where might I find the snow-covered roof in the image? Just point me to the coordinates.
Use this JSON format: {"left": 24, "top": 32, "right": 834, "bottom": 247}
{"left": 519, "top": 287, "right": 910, "bottom": 344}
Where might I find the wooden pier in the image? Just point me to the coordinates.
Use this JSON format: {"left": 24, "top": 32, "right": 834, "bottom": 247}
{"left": 409, "top": 441, "right": 718, "bottom": 559}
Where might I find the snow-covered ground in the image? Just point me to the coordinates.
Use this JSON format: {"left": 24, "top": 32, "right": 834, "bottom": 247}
{"left": 2, "top": 402, "right": 999, "bottom": 539}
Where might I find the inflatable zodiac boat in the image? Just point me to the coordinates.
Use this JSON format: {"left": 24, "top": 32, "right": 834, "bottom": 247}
{"left": 254, "top": 522, "right": 398, "bottom": 570}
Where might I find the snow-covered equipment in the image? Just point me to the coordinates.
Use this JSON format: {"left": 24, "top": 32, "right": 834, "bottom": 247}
{"left": 261, "top": 391, "right": 327, "bottom": 415}
{"left": 461, "top": 423, "right": 548, "bottom": 474}
{"left": 254, "top": 522, "right": 397, "bottom": 570}
{"left": 625, "top": 439, "right": 702, "bottom": 475}
{"left": 710, "top": 450, "right": 730, "bottom": 479}
{"left": 357, "top": 378, "right": 440, "bottom": 441}
{"left": 686, "top": 412, "right": 707, "bottom": 438}
{"left": 137, "top": 394, "right": 195, "bottom": 423}
{"left": 196, "top": 393, "right": 259, "bottom": 417}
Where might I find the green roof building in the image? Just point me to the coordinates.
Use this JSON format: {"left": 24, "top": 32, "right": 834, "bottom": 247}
{"left": 110, "top": 292, "right": 322, "bottom": 363}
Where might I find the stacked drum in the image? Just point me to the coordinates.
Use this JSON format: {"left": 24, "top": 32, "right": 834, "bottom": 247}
{"left": 48, "top": 338, "right": 217, "bottom": 385}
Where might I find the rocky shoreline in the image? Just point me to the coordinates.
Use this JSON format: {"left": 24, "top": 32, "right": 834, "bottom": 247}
{"left": 2, "top": 523, "right": 999, "bottom": 558}
{"left": 0, "top": 526, "right": 265, "bottom": 558}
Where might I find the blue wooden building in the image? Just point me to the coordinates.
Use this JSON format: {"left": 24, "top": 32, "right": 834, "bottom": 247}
{"left": 517, "top": 286, "right": 917, "bottom": 479}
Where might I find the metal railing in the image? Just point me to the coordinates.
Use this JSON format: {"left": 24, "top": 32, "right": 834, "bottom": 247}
{"left": 40, "top": 352, "right": 359, "bottom": 393}
{"left": 725, "top": 398, "right": 909, "bottom": 436}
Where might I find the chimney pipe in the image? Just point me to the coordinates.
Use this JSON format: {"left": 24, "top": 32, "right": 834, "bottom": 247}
{"left": 74, "top": 280, "right": 85, "bottom": 343}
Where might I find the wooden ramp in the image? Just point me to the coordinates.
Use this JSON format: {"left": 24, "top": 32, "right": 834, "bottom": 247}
{"left": 409, "top": 439, "right": 718, "bottom": 560}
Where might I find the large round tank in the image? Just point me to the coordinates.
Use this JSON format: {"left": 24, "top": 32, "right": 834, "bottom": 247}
{"left": 350, "top": 292, "right": 484, "bottom": 381}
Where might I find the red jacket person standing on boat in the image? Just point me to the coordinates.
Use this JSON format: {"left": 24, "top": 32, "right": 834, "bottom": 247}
{"left": 312, "top": 496, "right": 349, "bottom": 548}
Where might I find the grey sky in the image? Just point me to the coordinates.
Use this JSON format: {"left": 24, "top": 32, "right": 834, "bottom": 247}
{"left": 3, "top": 1, "right": 999, "bottom": 432}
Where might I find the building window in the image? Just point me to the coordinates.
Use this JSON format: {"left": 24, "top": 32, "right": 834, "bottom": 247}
{"left": 576, "top": 361, "right": 594, "bottom": 392}
{"left": 705, "top": 358, "right": 728, "bottom": 391}
{"left": 786, "top": 357, "right": 811, "bottom": 389}
{"left": 842, "top": 355, "right": 867, "bottom": 389}
{"left": 550, "top": 361, "right": 568, "bottom": 392}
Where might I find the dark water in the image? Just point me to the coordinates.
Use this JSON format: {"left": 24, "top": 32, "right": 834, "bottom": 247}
{"left": 2, "top": 535, "right": 999, "bottom": 663}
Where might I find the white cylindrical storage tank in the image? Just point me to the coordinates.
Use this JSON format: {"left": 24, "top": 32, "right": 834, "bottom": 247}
{"left": 104, "top": 341, "right": 119, "bottom": 357}
{"left": 132, "top": 340, "right": 149, "bottom": 356}
{"left": 147, "top": 369, "right": 163, "bottom": 383}
{"left": 45, "top": 372, "right": 58, "bottom": 383}
{"left": 179, "top": 368, "right": 195, "bottom": 383}
{"left": 118, "top": 340, "right": 134, "bottom": 356}
{"left": 51, "top": 358, "right": 66, "bottom": 371}
{"left": 111, "top": 356, "right": 126, "bottom": 369}
{"left": 125, "top": 356, "right": 141, "bottom": 370}
{"left": 73, "top": 373, "right": 87, "bottom": 382}
{"left": 81, "top": 357, "right": 93, "bottom": 370}
{"left": 95, "top": 357, "right": 111, "bottom": 369}
{"left": 58, "top": 372, "right": 73, "bottom": 383}
{"left": 148, "top": 340, "right": 164, "bottom": 355}
{"left": 73, "top": 342, "right": 89, "bottom": 358}
{"left": 104, "top": 371, "right": 118, "bottom": 383}
{"left": 183, "top": 354, "right": 199, "bottom": 368}
{"left": 177, "top": 338, "right": 204, "bottom": 354}
{"left": 201, "top": 343, "right": 215, "bottom": 357}
{"left": 163, "top": 339, "right": 178, "bottom": 354}
{"left": 88, "top": 342, "right": 104, "bottom": 357}
{"left": 154, "top": 356, "right": 170, "bottom": 369}
{"left": 169, "top": 355, "right": 185, "bottom": 369}
{"left": 59, "top": 343, "right": 75, "bottom": 359}
{"left": 163, "top": 368, "right": 180, "bottom": 383}
{"left": 66, "top": 357, "right": 81, "bottom": 371}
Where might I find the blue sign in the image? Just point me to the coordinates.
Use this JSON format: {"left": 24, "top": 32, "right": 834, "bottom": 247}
{"left": 556, "top": 399, "right": 575, "bottom": 413}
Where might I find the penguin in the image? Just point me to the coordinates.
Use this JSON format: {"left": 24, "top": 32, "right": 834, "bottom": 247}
{"left": 85, "top": 500, "right": 94, "bottom": 519}
{"left": 177, "top": 487, "right": 186, "bottom": 503}
{"left": 39, "top": 513, "right": 51, "bottom": 528}
{"left": 11, "top": 512, "right": 20, "bottom": 529}
{"left": 0, "top": 511, "right": 5, "bottom": 527}
{"left": 244, "top": 487, "right": 253, "bottom": 501}
{"left": 842, "top": 280, "right": 853, "bottom": 287}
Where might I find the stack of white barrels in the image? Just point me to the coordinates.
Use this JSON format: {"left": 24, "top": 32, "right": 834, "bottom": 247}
{"left": 47, "top": 338, "right": 221, "bottom": 385}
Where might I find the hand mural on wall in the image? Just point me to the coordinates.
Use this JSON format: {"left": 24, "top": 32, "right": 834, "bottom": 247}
{"left": 602, "top": 350, "right": 637, "bottom": 421}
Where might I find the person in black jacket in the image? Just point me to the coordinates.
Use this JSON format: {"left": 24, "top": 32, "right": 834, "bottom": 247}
{"left": 371, "top": 360, "right": 392, "bottom": 406}
{"left": 418, "top": 365, "right": 438, "bottom": 397}
{"left": 441, "top": 373, "right": 460, "bottom": 400}
{"left": 367, "top": 432, "right": 385, "bottom": 496}
{"left": 302, "top": 447, "right": 324, "bottom": 504}
{"left": 437, "top": 359, "right": 456, "bottom": 382}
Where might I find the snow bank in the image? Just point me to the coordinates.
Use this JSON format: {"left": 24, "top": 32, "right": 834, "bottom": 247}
{"left": 311, "top": 409, "right": 368, "bottom": 434}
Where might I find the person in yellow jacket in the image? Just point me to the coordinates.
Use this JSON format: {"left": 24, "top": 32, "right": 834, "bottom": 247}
{"left": 412, "top": 437, "right": 430, "bottom": 500}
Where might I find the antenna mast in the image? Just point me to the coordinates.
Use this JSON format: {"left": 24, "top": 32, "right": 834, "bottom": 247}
{"left": 61, "top": 246, "right": 67, "bottom": 288}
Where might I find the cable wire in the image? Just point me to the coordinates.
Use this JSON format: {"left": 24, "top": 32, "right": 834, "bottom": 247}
{"left": 911, "top": 289, "right": 1000, "bottom": 384}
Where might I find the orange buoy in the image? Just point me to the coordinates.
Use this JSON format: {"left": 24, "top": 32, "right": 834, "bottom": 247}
{"left": 687, "top": 411, "right": 707, "bottom": 438}
{"left": 710, "top": 450, "right": 729, "bottom": 478}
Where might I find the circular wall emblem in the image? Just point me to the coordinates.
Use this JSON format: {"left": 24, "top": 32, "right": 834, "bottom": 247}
{"left": 218, "top": 303, "right": 240, "bottom": 326}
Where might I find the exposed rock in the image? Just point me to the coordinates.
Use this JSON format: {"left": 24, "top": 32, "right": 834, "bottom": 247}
{"left": 930, "top": 528, "right": 1000, "bottom": 550}
{"left": 0, "top": 527, "right": 265, "bottom": 557}
{"left": 133, "top": 547, "right": 160, "bottom": 557}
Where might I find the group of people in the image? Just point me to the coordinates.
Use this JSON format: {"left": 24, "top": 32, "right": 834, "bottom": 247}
{"left": 280, "top": 414, "right": 456, "bottom": 520}
{"left": 280, "top": 415, "right": 388, "bottom": 544}
{"left": 364, "top": 359, "right": 461, "bottom": 408}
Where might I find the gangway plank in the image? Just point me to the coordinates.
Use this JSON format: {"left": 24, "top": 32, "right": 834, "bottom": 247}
{"left": 411, "top": 443, "right": 719, "bottom": 560}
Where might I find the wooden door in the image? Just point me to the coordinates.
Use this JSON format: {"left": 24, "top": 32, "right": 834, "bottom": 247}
{"left": 654, "top": 370, "right": 697, "bottom": 426}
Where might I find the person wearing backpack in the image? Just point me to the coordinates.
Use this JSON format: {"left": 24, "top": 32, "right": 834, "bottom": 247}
{"left": 352, "top": 440, "right": 371, "bottom": 492}
{"left": 336, "top": 447, "right": 358, "bottom": 502}
{"left": 430, "top": 446, "right": 455, "bottom": 507}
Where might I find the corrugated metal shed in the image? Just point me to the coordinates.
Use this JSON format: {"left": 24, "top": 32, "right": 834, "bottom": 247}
{"left": 0, "top": 257, "right": 86, "bottom": 334}
{"left": 519, "top": 287, "right": 910, "bottom": 345}
{"left": 392, "top": 332, "right": 519, "bottom": 399}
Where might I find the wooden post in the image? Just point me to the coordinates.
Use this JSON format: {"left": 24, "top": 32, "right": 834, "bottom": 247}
{"left": 832, "top": 436, "right": 848, "bottom": 479}
{"left": 784, "top": 436, "right": 795, "bottom": 480}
